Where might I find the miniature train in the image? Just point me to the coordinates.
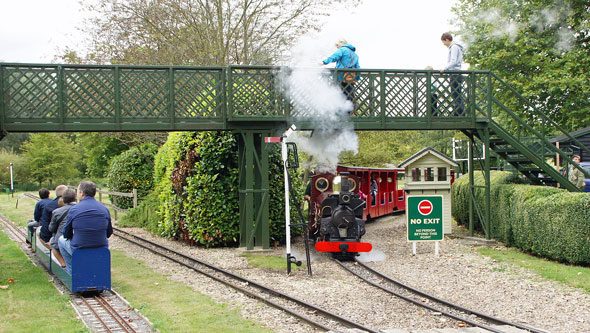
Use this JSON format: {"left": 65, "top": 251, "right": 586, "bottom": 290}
{"left": 309, "top": 165, "right": 406, "bottom": 259}
{"left": 27, "top": 228, "right": 111, "bottom": 293}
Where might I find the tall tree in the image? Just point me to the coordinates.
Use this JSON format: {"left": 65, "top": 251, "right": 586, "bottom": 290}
{"left": 20, "top": 133, "right": 83, "bottom": 186}
{"left": 452, "top": 0, "right": 590, "bottom": 131}
{"left": 70, "top": 0, "right": 359, "bottom": 66}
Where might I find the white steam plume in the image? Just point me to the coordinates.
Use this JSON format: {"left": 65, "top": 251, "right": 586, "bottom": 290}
{"left": 278, "top": 34, "right": 358, "bottom": 173}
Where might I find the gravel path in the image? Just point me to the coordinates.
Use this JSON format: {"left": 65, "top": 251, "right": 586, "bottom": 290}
{"left": 110, "top": 214, "right": 590, "bottom": 333}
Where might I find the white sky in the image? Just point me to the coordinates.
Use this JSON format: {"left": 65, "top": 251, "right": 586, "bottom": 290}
{"left": 0, "top": 0, "right": 459, "bottom": 69}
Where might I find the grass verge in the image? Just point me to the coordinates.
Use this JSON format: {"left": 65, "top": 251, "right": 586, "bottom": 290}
{"left": 477, "top": 247, "right": 590, "bottom": 293}
{"left": 0, "top": 227, "right": 87, "bottom": 333}
{"left": 0, "top": 192, "right": 37, "bottom": 228}
{"left": 111, "top": 250, "right": 273, "bottom": 332}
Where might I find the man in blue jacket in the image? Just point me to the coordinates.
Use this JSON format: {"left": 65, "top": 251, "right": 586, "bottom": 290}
{"left": 26, "top": 188, "right": 52, "bottom": 240}
{"left": 322, "top": 39, "right": 360, "bottom": 114}
{"left": 58, "top": 181, "right": 112, "bottom": 275}
{"left": 38, "top": 185, "right": 67, "bottom": 243}
{"left": 440, "top": 32, "right": 465, "bottom": 116}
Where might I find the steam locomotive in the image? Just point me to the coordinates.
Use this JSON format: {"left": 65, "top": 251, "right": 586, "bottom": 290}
{"left": 308, "top": 166, "right": 406, "bottom": 259}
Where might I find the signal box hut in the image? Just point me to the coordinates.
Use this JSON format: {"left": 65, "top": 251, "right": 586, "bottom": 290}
{"left": 398, "top": 147, "right": 458, "bottom": 234}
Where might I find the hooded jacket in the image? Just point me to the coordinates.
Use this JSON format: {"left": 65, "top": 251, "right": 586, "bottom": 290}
{"left": 445, "top": 42, "right": 464, "bottom": 71}
{"left": 323, "top": 43, "right": 360, "bottom": 81}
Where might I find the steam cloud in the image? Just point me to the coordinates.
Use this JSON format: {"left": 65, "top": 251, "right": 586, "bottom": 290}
{"left": 278, "top": 34, "right": 358, "bottom": 173}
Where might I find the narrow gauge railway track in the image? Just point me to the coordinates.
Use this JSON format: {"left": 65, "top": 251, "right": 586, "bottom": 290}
{"left": 72, "top": 292, "right": 138, "bottom": 333}
{"left": 0, "top": 204, "right": 145, "bottom": 333}
{"left": 0, "top": 213, "right": 28, "bottom": 243}
{"left": 336, "top": 259, "right": 548, "bottom": 333}
{"left": 114, "top": 227, "right": 378, "bottom": 333}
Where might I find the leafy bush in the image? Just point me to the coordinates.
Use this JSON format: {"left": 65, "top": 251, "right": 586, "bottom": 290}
{"left": 452, "top": 171, "right": 590, "bottom": 265}
{"left": 154, "top": 131, "right": 302, "bottom": 247}
{"left": 107, "top": 143, "right": 158, "bottom": 209}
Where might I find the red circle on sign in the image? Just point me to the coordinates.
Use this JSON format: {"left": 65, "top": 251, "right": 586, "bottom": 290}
{"left": 418, "top": 200, "right": 433, "bottom": 215}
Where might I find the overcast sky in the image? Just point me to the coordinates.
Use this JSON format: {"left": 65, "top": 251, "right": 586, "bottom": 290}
{"left": 0, "top": 0, "right": 459, "bottom": 69}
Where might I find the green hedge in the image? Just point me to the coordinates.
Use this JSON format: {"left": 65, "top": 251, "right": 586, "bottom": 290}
{"left": 153, "top": 131, "right": 302, "bottom": 247}
{"left": 452, "top": 171, "right": 590, "bottom": 264}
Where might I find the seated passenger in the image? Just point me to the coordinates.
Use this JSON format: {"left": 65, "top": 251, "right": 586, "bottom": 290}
{"left": 38, "top": 185, "right": 68, "bottom": 243}
{"left": 59, "top": 181, "right": 113, "bottom": 275}
{"left": 48, "top": 189, "right": 77, "bottom": 268}
{"left": 26, "top": 188, "right": 52, "bottom": 240}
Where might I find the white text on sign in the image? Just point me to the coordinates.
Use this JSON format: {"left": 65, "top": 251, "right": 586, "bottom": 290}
{"left": 410, "top": 218, "right": 441, "bottom": 224}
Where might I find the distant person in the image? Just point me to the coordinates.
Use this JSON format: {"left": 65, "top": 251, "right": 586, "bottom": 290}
{"left": 425, "top": 66, "right": 439, "bottom": 117}
{"left": 440, "top": 32, "right": 465, "bottom": 116}
{"left": 48, "top": 189, "right": 77, "bottom": 268}
{"left": 569, "top": 155, "right": 586, "bottom": 190}
{"left": 370, "top": 176, "right": 378, "bottom": 206}
{"left": 26, "top": 188, "right": 52, "bottom": 240}
{"left": 59, "top": 181, "right": 113, "bottom": 275}
{"left": 322, "top": 39, "right": 360, "bottom": 114}
{"left": 38, "top": 185, "right": 68, "bottom": 243}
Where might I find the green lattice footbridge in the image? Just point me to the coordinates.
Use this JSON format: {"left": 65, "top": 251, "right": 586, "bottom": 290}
{"left": 1, "top": 63, "right": 588, "bottom": 243}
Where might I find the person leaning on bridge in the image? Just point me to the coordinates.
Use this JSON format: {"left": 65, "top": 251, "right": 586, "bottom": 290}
{"left": 569, "top": 155, "right": 586, "bottom": 190}
{"left": 58, "top": 181, "right": 113, "bottom": 275}
{"left": 322, "top": 39, "right": 360, "bottom": 114}
{"left": 38, "top": 185, "right": 68, "bottom": 243}
{"left": 440, "top": 32, "right": 465, "bottom": 116}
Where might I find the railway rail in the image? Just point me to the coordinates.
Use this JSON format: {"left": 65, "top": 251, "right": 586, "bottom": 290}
{"left": 336, "top": 259, "right": 549, "bottom": 333}
{"left": 113, "top": 227, "right": 378, "bottom": 333}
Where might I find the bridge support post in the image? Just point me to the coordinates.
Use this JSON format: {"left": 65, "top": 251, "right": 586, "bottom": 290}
{"left": 237, "top": 131, "right": 270, "bottom": 250}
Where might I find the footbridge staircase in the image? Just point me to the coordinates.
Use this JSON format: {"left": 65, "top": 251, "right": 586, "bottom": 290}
{"left": 1, "top": 63, "right": 588, "bottom": 244}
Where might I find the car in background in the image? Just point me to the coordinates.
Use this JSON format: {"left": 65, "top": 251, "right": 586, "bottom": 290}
{"left": 580, "top": 162, "right": 590, "bottom": 192}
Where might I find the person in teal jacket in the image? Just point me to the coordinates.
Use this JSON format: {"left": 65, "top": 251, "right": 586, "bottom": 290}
{"left": 322, "top": 39, "right": 360, "bottom": 112}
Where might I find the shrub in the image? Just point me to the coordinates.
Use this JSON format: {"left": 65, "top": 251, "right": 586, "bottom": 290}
{"left": 107, "top": 143, "right": 158, "bottom": 209}
{"left": 154, "top": 131, "right": 302, "bottom": 247}
{"left": 452, "top": 171, "right": 590, "bottom": 265}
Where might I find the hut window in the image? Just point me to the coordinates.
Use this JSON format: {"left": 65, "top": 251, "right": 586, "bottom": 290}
{"left": 438, "top": 167, "right": 447, "bottom": 181}
{"left": 425, "top": 168, "right": 434, "bottom": 181}
{"left": 412, "top": 168, "right": 421, "bottom": 181}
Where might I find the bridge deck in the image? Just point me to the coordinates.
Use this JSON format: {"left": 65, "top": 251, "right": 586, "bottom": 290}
{"left": 0, "top": 63, "right": 491, "bottom": 132}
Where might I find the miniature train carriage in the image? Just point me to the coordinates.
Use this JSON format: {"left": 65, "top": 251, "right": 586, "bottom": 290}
{"left": 398, "top": 147, "right": 458, "bottom": 234}
{"left": 27, "top": 228, "right": 111, "bottom": 293}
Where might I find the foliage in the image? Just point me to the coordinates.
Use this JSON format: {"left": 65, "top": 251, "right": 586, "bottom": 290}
{"left": 19, "top": 133, "right": 83, "bottom": 187}
{"left": 68, "top": 0, "right": 359, "bottom": 66}
{"left": 0, "top": 150, "right": 29, "bottom": 190}
{"left": 452, "top": 0, "right": 590, "bottom": 131}
{"left": 154, "top": 131, "right": 302, "bottom": 247}
{"left": 107, "top": 143, "right": 158, "bottom": 209}
{"left": 0, "top": 133, "right": 30, "bottom": 153}
{"left": 339, "top": 130, "right": 460, "bottom": 167}
{"left": 452, "top": 171, "right": 590, "bottom": 264}
{"left": 117, "top": 192, "right": 160, "bottom": 234}
{"left": 77, "top": 133, "right": 129, "bottom": 178}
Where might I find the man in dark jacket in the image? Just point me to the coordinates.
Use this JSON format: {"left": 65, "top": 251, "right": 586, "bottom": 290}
{"left": 48, "top": 188, "right": 77, "bottom": 268}
{"left": 59, "top": 181, "right": 112, "bottom": 275}
{"left": 38, "top": 185, "right": 67, "bottom": 243}
{"left": 26, "top": 188, "right": 52, "bottom": 239}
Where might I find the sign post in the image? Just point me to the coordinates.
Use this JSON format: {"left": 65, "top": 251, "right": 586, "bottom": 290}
{"left": 406, "top": 195, "right": 443, "bottom": 255}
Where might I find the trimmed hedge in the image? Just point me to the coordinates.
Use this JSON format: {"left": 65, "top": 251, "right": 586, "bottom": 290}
{"left": 452, "top": 171, "right": 590, "bottom": 264}
{"left": 153, "top": 131, "right": 302, "bottom": 247}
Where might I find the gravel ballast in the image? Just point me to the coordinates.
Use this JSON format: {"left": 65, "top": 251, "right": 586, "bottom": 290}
{"left": 110, "top": 214, "right": 590, "bottom": 333}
